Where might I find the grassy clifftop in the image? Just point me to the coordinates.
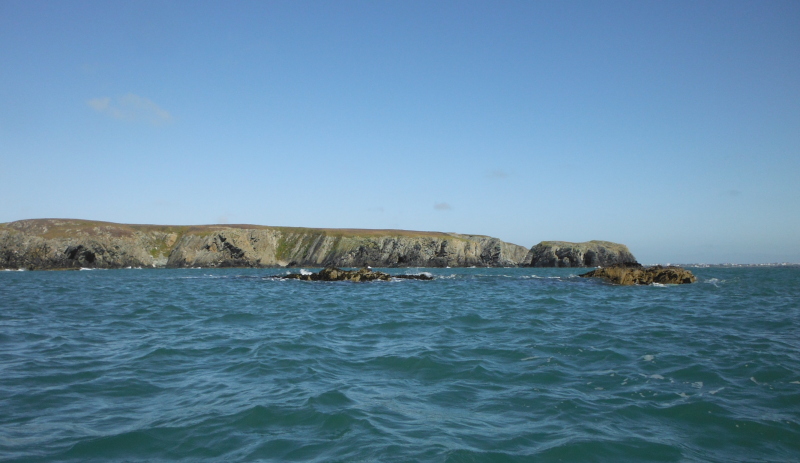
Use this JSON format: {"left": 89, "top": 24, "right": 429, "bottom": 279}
{"left": 0, "top": 219, "right": 459, "bottom": 240}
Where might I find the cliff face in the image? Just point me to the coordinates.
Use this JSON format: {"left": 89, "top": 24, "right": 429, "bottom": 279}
{"left": 521, "top": 240, "right": 638, "bottom": 267}
{"left": 0, "top": 219, "right": 529, "bottom": 270}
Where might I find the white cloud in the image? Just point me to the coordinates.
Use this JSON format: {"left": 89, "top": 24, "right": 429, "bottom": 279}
{"left": 87, "top": 94, "right": 173, "bottom": 125}
{"left": 434, "top": 202, "right": 452, "bottom": 211}
{"left": 87, "top": 97, "right": 110, "bottom": 112}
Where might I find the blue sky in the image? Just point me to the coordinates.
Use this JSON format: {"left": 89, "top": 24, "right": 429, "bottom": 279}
{"left": 1, "top": 0, "right": 798, "bottom": 264}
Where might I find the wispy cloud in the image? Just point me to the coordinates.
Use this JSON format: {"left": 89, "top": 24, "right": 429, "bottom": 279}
{"left": 434, "top": 202, "right": 452, "bottom": 211}
{"left": 486, "top": 170, "right": 508, "bottom": 179}
{"left": 725, "top": 189, "right": 742, "bottom": 197}
{"left": 88, "top": 94, "right": 173, "bottom": 125}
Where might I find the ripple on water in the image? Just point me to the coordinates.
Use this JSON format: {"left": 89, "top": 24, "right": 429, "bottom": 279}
{"left": 1, "top": 267, "right": 799, "bottom": 462}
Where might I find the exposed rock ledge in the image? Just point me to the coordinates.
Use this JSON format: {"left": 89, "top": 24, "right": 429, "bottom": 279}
{"left": 521, "top": 240, "right": 637, "bottom": 267}
{"left": 579, "top": 264, "right": 696, "bottom": 285}
{"left": 277, "top": 267, "right": 434, "bottom": 282}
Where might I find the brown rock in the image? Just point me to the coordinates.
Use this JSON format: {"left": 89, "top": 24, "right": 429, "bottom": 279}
{"left": 579, "top": 264, "right": 696, "bottom": 285}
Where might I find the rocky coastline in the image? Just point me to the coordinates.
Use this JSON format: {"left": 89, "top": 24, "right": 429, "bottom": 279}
{"left": 1, "top": 219, "right": 641, "bottom": 271}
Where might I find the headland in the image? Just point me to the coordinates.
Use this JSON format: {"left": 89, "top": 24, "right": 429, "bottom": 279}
{"left": 1, "top": 219, "right": 639, "bottom": 270}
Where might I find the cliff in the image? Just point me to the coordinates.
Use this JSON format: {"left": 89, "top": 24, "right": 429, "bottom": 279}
{"left": 521, "top": 240, "right": 638, "bottom": 267}
{"left": 0, "top": 219, "right": 530, "bottom": 270}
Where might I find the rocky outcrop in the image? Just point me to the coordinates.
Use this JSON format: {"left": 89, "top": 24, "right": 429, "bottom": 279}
{"left": 0, "top": 219, "right": 180, "bottom": 269}
{"left": 0, "top": 219, "right": 530, "bottom": 270}
{"left": 521, "top": 240, "right": 638, "bottom": 267}
{"left": 278, "top": 267, "right": 434, "bottom": 282}
{"left": 579, "top": 264, "right": 696, "bottom": 285}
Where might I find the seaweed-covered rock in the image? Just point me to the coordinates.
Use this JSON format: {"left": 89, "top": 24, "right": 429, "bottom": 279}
{"left": 579, "top": 264, "right": 696, "bottom": 285}
{"left": 282, "top": 267, "right": 390, "bottom": 282}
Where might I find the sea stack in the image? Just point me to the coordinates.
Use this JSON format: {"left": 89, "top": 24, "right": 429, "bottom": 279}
{"left": 521, "top": 240, "right": 638, "bottom": 267}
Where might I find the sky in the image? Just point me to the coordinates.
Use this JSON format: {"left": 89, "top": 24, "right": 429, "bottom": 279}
{"left": 1, "top": 0, "right": 799, "bottom": 264}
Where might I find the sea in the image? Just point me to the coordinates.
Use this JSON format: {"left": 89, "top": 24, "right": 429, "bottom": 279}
{"left": 1, "top": 266, "right": 798, "bottom": 462}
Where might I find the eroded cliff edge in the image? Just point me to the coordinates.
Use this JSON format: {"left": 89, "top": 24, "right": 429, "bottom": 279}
{"left": 0, "top": 219, "right": 530, "bottom": 270}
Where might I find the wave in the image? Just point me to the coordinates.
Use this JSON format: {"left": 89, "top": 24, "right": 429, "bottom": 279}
{"left": 704, "top": 277, "right": 725, "bottom": 287}
{"left": 4, "top": 265, "right": 799, "bottom": 462}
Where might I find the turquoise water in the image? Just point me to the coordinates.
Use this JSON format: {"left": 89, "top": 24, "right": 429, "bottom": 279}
{"left": 1, "top": 267, "right": 799, "bottom": 462}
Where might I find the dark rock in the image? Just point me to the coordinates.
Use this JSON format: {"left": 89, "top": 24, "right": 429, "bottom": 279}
{"left": 391, "top": 273, "right": 434, "bottom": 281}
{"left": 579, "top": 264, "right": 696, "bottom": 285}
{"left": 279, "top": 267, "right": 391, "bottom": 282}
{"left": 220, "top": 236, "right": 246, "bottom": 259}
{"left": 65, "top": 245, "right": 96, "bottom": 264}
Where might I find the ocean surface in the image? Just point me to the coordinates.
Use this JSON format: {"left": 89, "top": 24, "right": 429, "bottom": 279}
{"left": 1, "top": 266, "right": 799, "bottom": 462}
